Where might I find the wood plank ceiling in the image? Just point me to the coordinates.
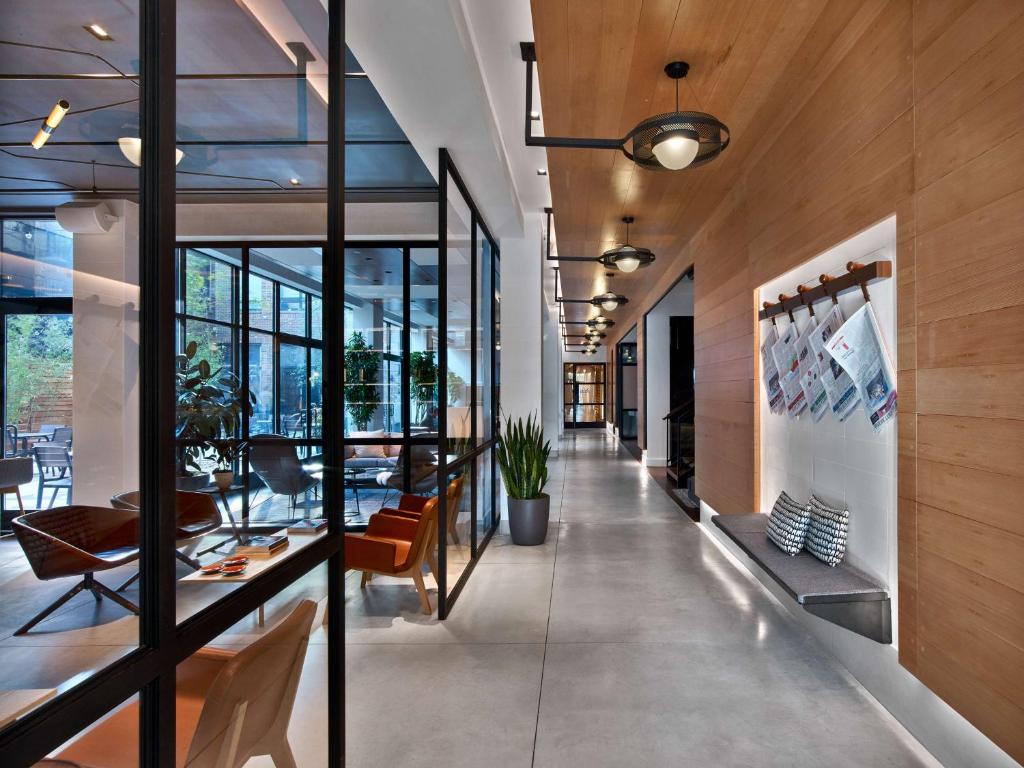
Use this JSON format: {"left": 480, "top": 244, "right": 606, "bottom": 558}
{"left": 531, "top": 0, "right": 831, "bottom": 323}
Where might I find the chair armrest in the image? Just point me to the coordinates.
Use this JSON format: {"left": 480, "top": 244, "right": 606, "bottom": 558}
{"left": 366, "top": 514, "right": 419, "bottom": 541}
{"left": 345, "top": 533, "right": 398, "bottom": 573}
{"left": 397, "top": 493, "right": 429, "bottom": 512}
{"left": 192, "top": 646, "right": 237, "bottom": 663}
{"left": 378, "top": 508, "right": 420, "bottom": 521}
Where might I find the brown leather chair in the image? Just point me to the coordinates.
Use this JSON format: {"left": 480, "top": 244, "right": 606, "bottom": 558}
{"left": 111, "top": 490, "right": 222, "bottom": 570}
{"left": 345, "top": 496, "right": 439, "bottom": 614}
{"left": 381, "top": 475, "right": 466, "bottom": 546}
{"left": 12, "top": 506, "right": 140, "bottom": 635}
{"left": 40, "top": 599, "right": 317, "bottom": 768}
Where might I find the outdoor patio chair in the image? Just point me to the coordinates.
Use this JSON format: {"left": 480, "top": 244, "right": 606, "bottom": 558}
{"left": 33, "top": 443, "right": 72, "bottom": 508}
{"left": 249, "top": 434, "right": 322, "bottom": 516}
{"left": 0, "top": 456, "right": 33, "bottom": 514}
{"left": 12, "top": 505, "right": 140, "bottom": 635}
{"left": 51, "top": 426, "right": 73, "bottom": 447}
{"left": 5, "top": 424, "right": 26, "bottom": 457}
{"left": 39, "top": 599, "right": 316, "bottom": 768}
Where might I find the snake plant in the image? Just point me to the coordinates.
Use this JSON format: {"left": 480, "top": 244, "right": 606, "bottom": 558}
{"left": 496, "top": 413, "right": 551, "bottom": 499}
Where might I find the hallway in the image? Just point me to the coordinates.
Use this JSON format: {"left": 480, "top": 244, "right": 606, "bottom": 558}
{"left": 345, "top": 431, "right": 937, "bottom": 767}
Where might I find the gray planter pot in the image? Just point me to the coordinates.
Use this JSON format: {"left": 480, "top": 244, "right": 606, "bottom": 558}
{"left": 508, "top": 494, "right": 550, "bottom": 546}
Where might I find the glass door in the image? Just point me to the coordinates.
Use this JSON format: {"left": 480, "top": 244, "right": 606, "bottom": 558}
{"left": 563, "top": 362, "right": 606, "bottom": 428}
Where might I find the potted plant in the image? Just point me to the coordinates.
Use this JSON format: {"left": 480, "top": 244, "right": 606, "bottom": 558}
{"left": 409, "top": 350, "right": 437, "bottom": 426}
{"left": 176, "top": 340, "right": 255, "bottom": 485}
{"left": 496, "top": 413, "right": 551, "bottom": 545}
{"left": 344, "top": 331, "right": 381, "bottom": 431}
{"left": 208, "top": 439, "right": 245, "bottom": 490}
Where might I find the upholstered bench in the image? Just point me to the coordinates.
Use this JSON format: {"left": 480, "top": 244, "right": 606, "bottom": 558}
{"left": 712, "top": 513, "right": 891, "bottom": 644}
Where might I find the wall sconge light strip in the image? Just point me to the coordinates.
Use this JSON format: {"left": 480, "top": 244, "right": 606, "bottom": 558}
{"left": 84, "top": 24, "right": 113, "bottom": 41}
{"left": 31, "top": 100, "right": 70, "bottom": 149}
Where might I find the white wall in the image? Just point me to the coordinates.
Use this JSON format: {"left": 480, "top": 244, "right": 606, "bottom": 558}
{"left": 644, "top": 277, "right": 694, "bottom": 465}
{"left": 498, "top": 211, "right": 544, "bottom": 423}
{"left": 71, "top": 200, "right": 140, "bottom": 506}
{"left": 757, "top": 216, "right": 897, "bottom": 596}
{"left": 541, "top": 297, "right": 563, "bottom": 453}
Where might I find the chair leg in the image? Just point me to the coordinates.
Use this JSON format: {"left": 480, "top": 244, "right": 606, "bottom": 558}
{"left": 15, "top": 578, "right": 89, "bottom": 635}
{"left": 411, "top": 570, "right": 431, "bottom": 615}
{"left": 14, "top": 487, "right": 24, "bottom": 514}
{"left": 270, "top": 742, "right": 298, "bottom": 768}
{"left": 49, "top": 487, "right": 59, "bottom": 509}
{"left": 92, "top": 578, "right": 140, "bottom": 615}
{"left": 36, "top": 480, "right": 43, "bottom": 509}
{"left": 360, "top": 571, "right": 371, "bottom": 588}
{"left": 426, "top": 553, "right": 439, "bottom": 583}
{"left": 175, "top": 549, "right": 202, "bottom": 570}
{"left": 116, "top": 571, "right": 141, "bottom": 591}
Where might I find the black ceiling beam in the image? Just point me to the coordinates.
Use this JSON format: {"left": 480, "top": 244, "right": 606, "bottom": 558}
{"left": 0, "top": 72, "right": 369, "bottom": 82}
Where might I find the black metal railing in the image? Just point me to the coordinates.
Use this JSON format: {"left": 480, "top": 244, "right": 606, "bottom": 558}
{"left": 663, "top": 393, "right": 694, "bottom": 487}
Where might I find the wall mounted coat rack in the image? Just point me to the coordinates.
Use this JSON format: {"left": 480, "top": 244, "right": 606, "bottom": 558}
{"left": 758, "top": 260, "right": 892, "bottom": 321}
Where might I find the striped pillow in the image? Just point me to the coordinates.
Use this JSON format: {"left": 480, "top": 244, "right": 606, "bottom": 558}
{"left": 765, "top": 491, "right": 811, "bottom": 556}
{"left": 806, "top": 495, "right": 849, "bottom": 567}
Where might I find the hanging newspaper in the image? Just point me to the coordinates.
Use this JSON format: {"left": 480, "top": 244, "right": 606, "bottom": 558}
{"left": 808, "top": 305, "right": 860, "bottom": 421}
{"left": 771, "top": 321, "right": 807, "bottom": 418}
{"left": 824, "top": 302, "right": 898, "bottom": 432}
{"left": 760, "top": 324, "right": 785, "bottom": 414}
{"left": 796, "top": 318, "right": 828, "bottom": 422}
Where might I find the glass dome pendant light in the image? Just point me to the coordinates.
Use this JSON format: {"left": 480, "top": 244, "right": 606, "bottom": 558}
{"left": 650, "top": 64, "right": 700, "bottom": 170}
{"left": 598, "top": 216, "right": 655, "bottom": 273}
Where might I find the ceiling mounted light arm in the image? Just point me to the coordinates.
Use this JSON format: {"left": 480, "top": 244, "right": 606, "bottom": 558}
{"left": 521, "top": 43, "right": 729, "bottom": 171}
{"left": 544, "top": 207, "right": 595, "bottom": 262}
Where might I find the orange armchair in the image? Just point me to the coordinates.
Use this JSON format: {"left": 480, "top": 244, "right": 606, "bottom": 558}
{"left": 345, "top": 496, "right": 438, "bottom": 614}
{"left": 380, "top": 475, "right": 466, "bottom": 545}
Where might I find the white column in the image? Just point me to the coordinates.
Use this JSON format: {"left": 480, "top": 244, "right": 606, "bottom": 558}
{"left": 71, "top": 200, "right": 140, "bottom": 505}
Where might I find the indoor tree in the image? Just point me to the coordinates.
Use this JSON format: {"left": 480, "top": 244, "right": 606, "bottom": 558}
{"left": 344, "top": 331, "right": 382, "bottom": 431}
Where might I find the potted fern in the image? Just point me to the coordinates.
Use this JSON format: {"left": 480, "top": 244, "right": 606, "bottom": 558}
{"left": 496, "top": 413, "right": 551, "bottom": 545}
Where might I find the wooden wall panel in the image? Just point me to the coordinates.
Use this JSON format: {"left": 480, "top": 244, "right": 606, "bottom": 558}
{"left": 533, "top": 0, "right": 1024, "bottom": 758}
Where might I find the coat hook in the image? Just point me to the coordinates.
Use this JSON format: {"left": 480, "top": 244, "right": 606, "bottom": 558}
{"left": 797, "top": 283, "right": 815, "bottom": 317}
{"left": 819, "top": 273, "right": 839, "bottom": 305}
{"left": 847, "top": 261, "right": 871, "bottom": 301}
{"left": 778, "top": 293, "right": 795, "bottom": 323}
{"left": 762, "top": 301, "right": 777, "bottom": 326}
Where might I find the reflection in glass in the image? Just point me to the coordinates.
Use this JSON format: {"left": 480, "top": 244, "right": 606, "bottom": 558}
{"left": 0, "top": 220, "right": 73, "bottom": 298}
{"left": 446, "top": 172, "right": 473, "bottom": 458}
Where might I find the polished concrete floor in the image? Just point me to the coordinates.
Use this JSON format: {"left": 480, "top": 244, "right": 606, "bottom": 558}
{"left": 344, "top": 430, "right": 940, "bottom": 768}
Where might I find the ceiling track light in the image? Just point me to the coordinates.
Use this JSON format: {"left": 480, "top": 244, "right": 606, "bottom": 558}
{"left": 521, "top": 44, "right": 728, "bottom": 171}
{"left": 31, "top": 100, "right": 70, "bottom": 149}
{"left": 84, "top": 23, "right": 113, "bottom": 41}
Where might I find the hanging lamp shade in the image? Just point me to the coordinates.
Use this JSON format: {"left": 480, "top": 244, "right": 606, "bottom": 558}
{"left": 591, "top": 292, "right": 627, "bottom": 312}
{"left": 598, "top": 216, "right": 655, "bottom": 272}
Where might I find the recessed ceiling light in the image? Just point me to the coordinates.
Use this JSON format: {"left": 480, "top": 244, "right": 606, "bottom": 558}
{"left": 537, "top": 168, "right": 547, "bottom": 176}
{"left": 530, "top": 110, "right": 541, "bottom": 121}
{"left": 289, "top": 178, "right": 300, "bottom": 186}
{"left": 84, "top": 24, "right": 112, "bottom": 41}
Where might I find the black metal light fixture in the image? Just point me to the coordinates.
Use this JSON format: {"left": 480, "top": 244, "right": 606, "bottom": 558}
{"left": 591, "top": 292, "right": 627, "bottom": 312}
{"left": 598, "top": 216, "right": 655, "bottom": 273}
{"left": 522, "top": 44, "right": 729, "bottom": 171}
{"left": 587, "top": 316, "right": 614, "bottom": 331}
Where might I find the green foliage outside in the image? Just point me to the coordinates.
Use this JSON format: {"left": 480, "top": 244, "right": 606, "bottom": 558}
{"left": 5, "top": 315, "right": 72, "bottom": 427}
{"left": 344, "top": 331, "right": 381, "bottom": 431}
{"left": 410, "top": 350, "right": 437, "bottom": 425}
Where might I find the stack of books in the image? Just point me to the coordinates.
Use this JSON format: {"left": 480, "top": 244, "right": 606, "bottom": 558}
{"left": 235, "top": 534, "right": 288, "bottom": 557}
{"left": 288, "top": 518, "right": 328, "bottom": 535}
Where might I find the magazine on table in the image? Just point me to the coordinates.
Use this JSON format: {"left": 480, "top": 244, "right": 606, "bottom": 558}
{"left": 808, "top": 304, "right": 860, "bottom": 421}
{"left": 770, "top": 321, "right": 807, "bottom": 418}
{"left": 824, "top": 302, "right": 898, "bottom": 432}
{"left": 760, "top": 324, "right": 785, "bottom": 414}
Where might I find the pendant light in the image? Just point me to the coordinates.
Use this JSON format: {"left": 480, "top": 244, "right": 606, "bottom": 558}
{"left": 31, "top": 100, "right": 70, "bottom": 149}
{"left": 118, "top": 136, "right": 185, "bottom": 167}
{"left": 523, "top": 46, "right": 729, "bottom": 172}
{"left": 587, "top": 316, "right": 614, "bottom": 331}
{"left": 598, "top": 216, "right": 655, "bottom": 273}
{"left": 591, "top": 292, "right": 627, "bottom": 312}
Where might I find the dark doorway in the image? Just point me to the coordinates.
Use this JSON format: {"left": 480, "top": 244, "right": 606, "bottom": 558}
{"left": 563, "top": 362, "right": 606, "bottom": 428}
{"left": 617, "top": 341, "right": 638, "bottom": 440}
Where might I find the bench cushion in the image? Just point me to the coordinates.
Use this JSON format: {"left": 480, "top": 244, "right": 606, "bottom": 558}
{"left": 805, "top": 495, "right": 849, "bottom": 567}
{"left": 713, "top": 514, "right": 886, "bottom": 604}
{"left": 765, "top": 491, "right": 810, "bottom": 555}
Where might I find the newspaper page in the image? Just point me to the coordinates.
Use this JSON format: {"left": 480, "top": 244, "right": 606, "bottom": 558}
{"left": 760, "top": 324, "right": 785, "bottom": 414}
{"left": 771, "top": 321, "right": 807, "bottom": 418}
{"left": 808, "top": 304, "right": 860, "bottom": 421}
{"left": 824, "top": 302, "right": 898, "bottom": 432}
{"left": 796, "top": 318, "right": 828, "bottom": 422}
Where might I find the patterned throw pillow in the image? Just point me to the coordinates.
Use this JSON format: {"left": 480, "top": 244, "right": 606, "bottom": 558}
{"left": 765, "top": 491, "right": 811, "bottom": 556}
{"left": 805, "top": 495, "right": 849, "bottom": 567}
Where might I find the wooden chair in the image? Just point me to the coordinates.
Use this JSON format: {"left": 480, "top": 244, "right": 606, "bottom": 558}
{"left": 381, "top": 475, "right": 466, "bottom": 546}
{"left": 39, "top": 599, "right": 317, "bottom": 768}
{"left": 345, "top": 497, "right": 439, "bottom": 614}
